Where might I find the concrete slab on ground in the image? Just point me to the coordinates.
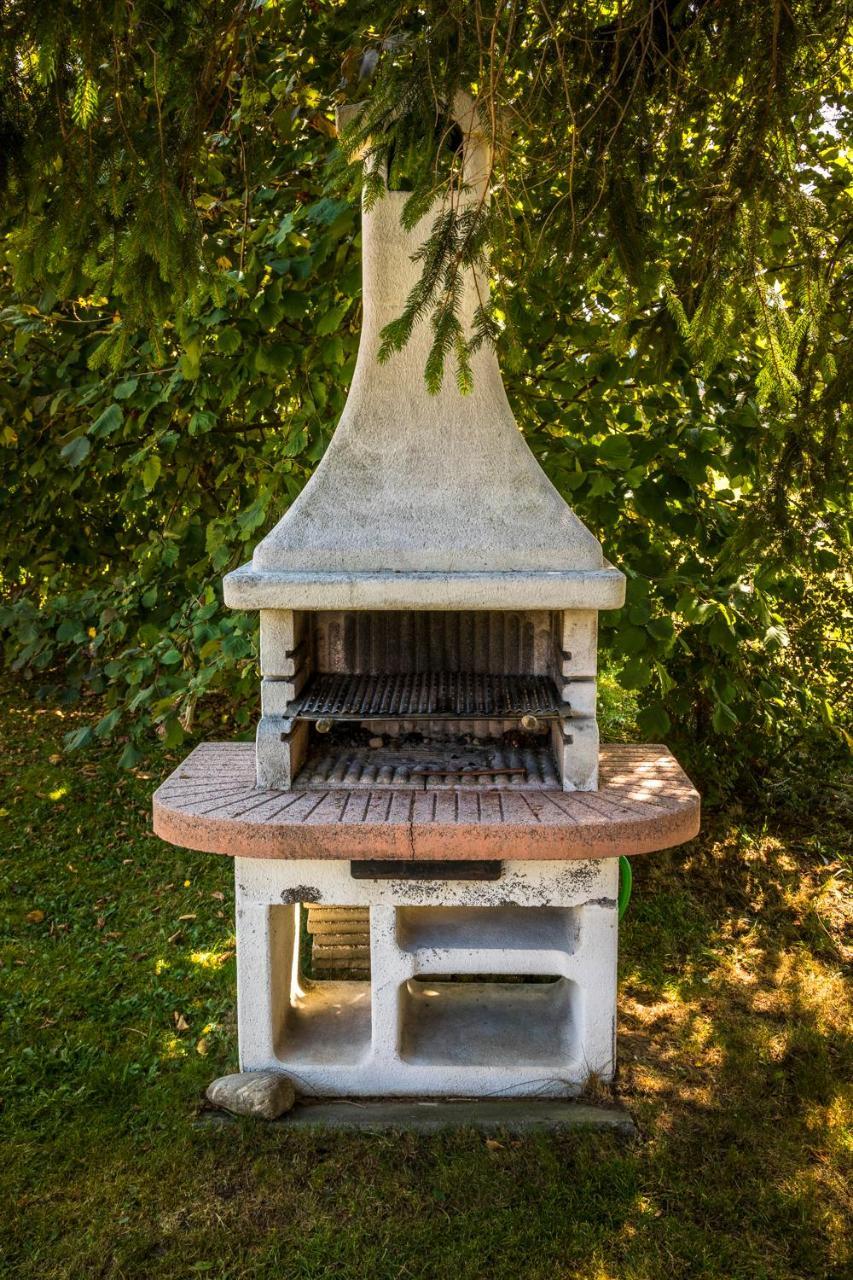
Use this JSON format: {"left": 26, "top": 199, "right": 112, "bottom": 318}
{"left": 199, "top": 1098, "right": 637, "bottom": 1136}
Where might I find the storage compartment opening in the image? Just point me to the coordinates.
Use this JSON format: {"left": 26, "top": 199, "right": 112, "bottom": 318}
{"left": 274, "top": 906, "right": 372, "bottom": 1065}
{"left": 396, "top": 905, "right": 580, "bottom": 955}
{"left": 399, "top": 975, "right": 579, "bottom": 1067}
{"left": 276, "top": 980, "right": 373, "bottom": 1066}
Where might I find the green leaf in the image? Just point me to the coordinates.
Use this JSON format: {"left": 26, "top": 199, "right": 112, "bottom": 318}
{"left": 711, "top": 701, "right": 739, "bottom": 734}
{"left": 142, "top": 455, "right": 161, "bottom": 491}
{"left": 189, "top": 411, "right": 217, "bottom": 436}
{"left": 315, "top": 302, "right": 349, "bottom": 337}
{"left": 236, "top": 499, "right": 267, "bottom": 536}
{"left": 118, "top": 742, "right": 143, "bottom": 769}
{"left": 60, "top": 435, "right": 91, "bottom": 466}
{"left": 57, "top": 619, "right": 83, "bottom": 643}
{"left": 598, "top": 435, "right": 633, "bottom": 468}
{"left": 271, "top": 211, "right": 296, "bottom": 246}
{"left": 161, "top": 718, "right": 185, "bottom": 748}
{"left": 617, "top": 625, "right": 649, "bottom": 656}
{"left": 216, "top": 328, "right": 241, "bottom": 355}
{"left": 180, "top": 338, "right": 202, "bottom": 380}
{"left": 764, "top": 624, "right": 790, "bottom": 651}
{"left": 321, "top": 336, "right": 344, "bottom": 366}
{"left": 620, "top": 658, "right": 652, "bottom": 690}
{"left": 113, "top": 379, "right": 138, "bottom": 400}
{"left": 280, "top": 292, "right": 309, "bottom": 319}
{"left": 90, "top": 403, "right": 124, "bottom": 437}
{"left": 255, "top": 342, "right": 293, "bottom": 374}
{"left": 94, "top": 708, "right": 121, "bottom": 738}
{"left": 637, "top": 705, "right": 672, "bottom": 739}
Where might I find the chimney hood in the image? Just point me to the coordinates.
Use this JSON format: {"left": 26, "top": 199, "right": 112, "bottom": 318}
{"left": 225, "top": 96, "right": 624, "bottom": 614}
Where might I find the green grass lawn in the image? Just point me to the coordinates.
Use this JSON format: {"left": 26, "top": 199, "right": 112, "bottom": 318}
{"left": 1, "top": 677, "right": 850, "bottom": 1280}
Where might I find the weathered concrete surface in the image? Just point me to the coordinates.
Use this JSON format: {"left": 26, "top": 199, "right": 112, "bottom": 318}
{"left": 248, "top": 191, "right": 605, "bottom": 580}
{"left": 152, "top": 742, "right": 701, "bottom": 861}
{"left": 199, "top": 1098, "right": 637, "bottom": 1137}
{"left": 206, "top": 1071, "right": 296, "bottom": 1120}
{"left": 231, "top": 858, "right": 619, "bottom": 1099}
{"left": 223, "top": 563, "right": 626, "bottom": 612}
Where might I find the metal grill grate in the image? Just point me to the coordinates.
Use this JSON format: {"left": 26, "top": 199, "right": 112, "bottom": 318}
{"left": 290, "top": 672, "right": 563, "bottom": 721}
{"left": 295, "top": 743, "right": 561, "bottom": 790}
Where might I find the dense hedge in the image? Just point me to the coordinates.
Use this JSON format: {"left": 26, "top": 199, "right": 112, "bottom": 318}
{"left": 1, "top": 3, "right": 850, "bottom": 797}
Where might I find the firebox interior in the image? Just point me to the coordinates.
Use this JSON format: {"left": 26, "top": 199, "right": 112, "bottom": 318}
{"left": 267, "top": 608, "right": 592, "bottom": 791}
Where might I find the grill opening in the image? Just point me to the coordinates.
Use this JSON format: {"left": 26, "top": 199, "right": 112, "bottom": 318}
{"left": 272, "top": 609, "right": 579, "bottom": 792}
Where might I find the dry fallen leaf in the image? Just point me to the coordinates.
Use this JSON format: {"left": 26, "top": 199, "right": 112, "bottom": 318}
{"left": 484, "top": 1139, "right": 504, "bottom": 1151}
{"left": 26, "top": 909, "right": 45, "bottom": 925}
{"left": 173, "top": 1012, "right": 190, "bottom": 1032}
{"left": 210, "top": 891, "right": 225, "bottom": 902}
{"left": 178, "top": 913, "right": 197, "bottom": 922}
{"left": 167, "top": 930, "right": 183, "bottom": 945}
{"left": 196, "top": 1037, "right": 209, "bottom": 1056}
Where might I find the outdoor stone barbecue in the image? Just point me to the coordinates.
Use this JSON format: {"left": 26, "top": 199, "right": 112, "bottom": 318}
{"left": 153, "top": 97, "right": 700, "bottom": 1105}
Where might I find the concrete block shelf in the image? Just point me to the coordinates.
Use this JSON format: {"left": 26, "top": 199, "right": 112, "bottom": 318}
{"left": 280, "top": 981, "right": 372, "bottom": 1067}
{"left": 399, "top": 978, "right": 578, "bottom": 1069}
{"left": 233, "top": 858, "right": 619, "bottom": 1098}
{"left": 395, "top": 905, "right": 580, "bottom": 958}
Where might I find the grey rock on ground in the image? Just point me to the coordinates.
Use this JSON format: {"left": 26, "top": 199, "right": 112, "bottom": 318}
{"left": 206, "top": 1071, "right": 296, "bottom": 1120}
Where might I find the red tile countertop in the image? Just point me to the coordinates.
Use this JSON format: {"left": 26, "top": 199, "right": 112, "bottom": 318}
{"left": 152, "top": 742, "right": 700, "bottom": 862}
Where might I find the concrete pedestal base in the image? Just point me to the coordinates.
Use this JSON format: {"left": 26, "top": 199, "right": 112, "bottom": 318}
{"left": 199, "top": 1097, "right": 636, "bottom": 1136}
{"left": 235, "top": 857, "right": 618, "bottom": 1099}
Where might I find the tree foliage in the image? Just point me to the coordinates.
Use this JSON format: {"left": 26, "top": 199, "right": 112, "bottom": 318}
{"left": 0, "top": 1, "right": 851, "bottom": 794}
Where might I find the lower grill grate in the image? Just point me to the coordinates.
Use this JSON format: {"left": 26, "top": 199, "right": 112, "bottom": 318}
{"left": 295, "top": 742, "right": 561, "bottom": 790}
{"left": 290, "top": 671, "right": 563, "bottom": 721}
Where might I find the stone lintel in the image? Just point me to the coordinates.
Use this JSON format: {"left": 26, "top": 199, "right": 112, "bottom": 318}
{"left": 223, "top": 563, "right": 627, "bottom": 613}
